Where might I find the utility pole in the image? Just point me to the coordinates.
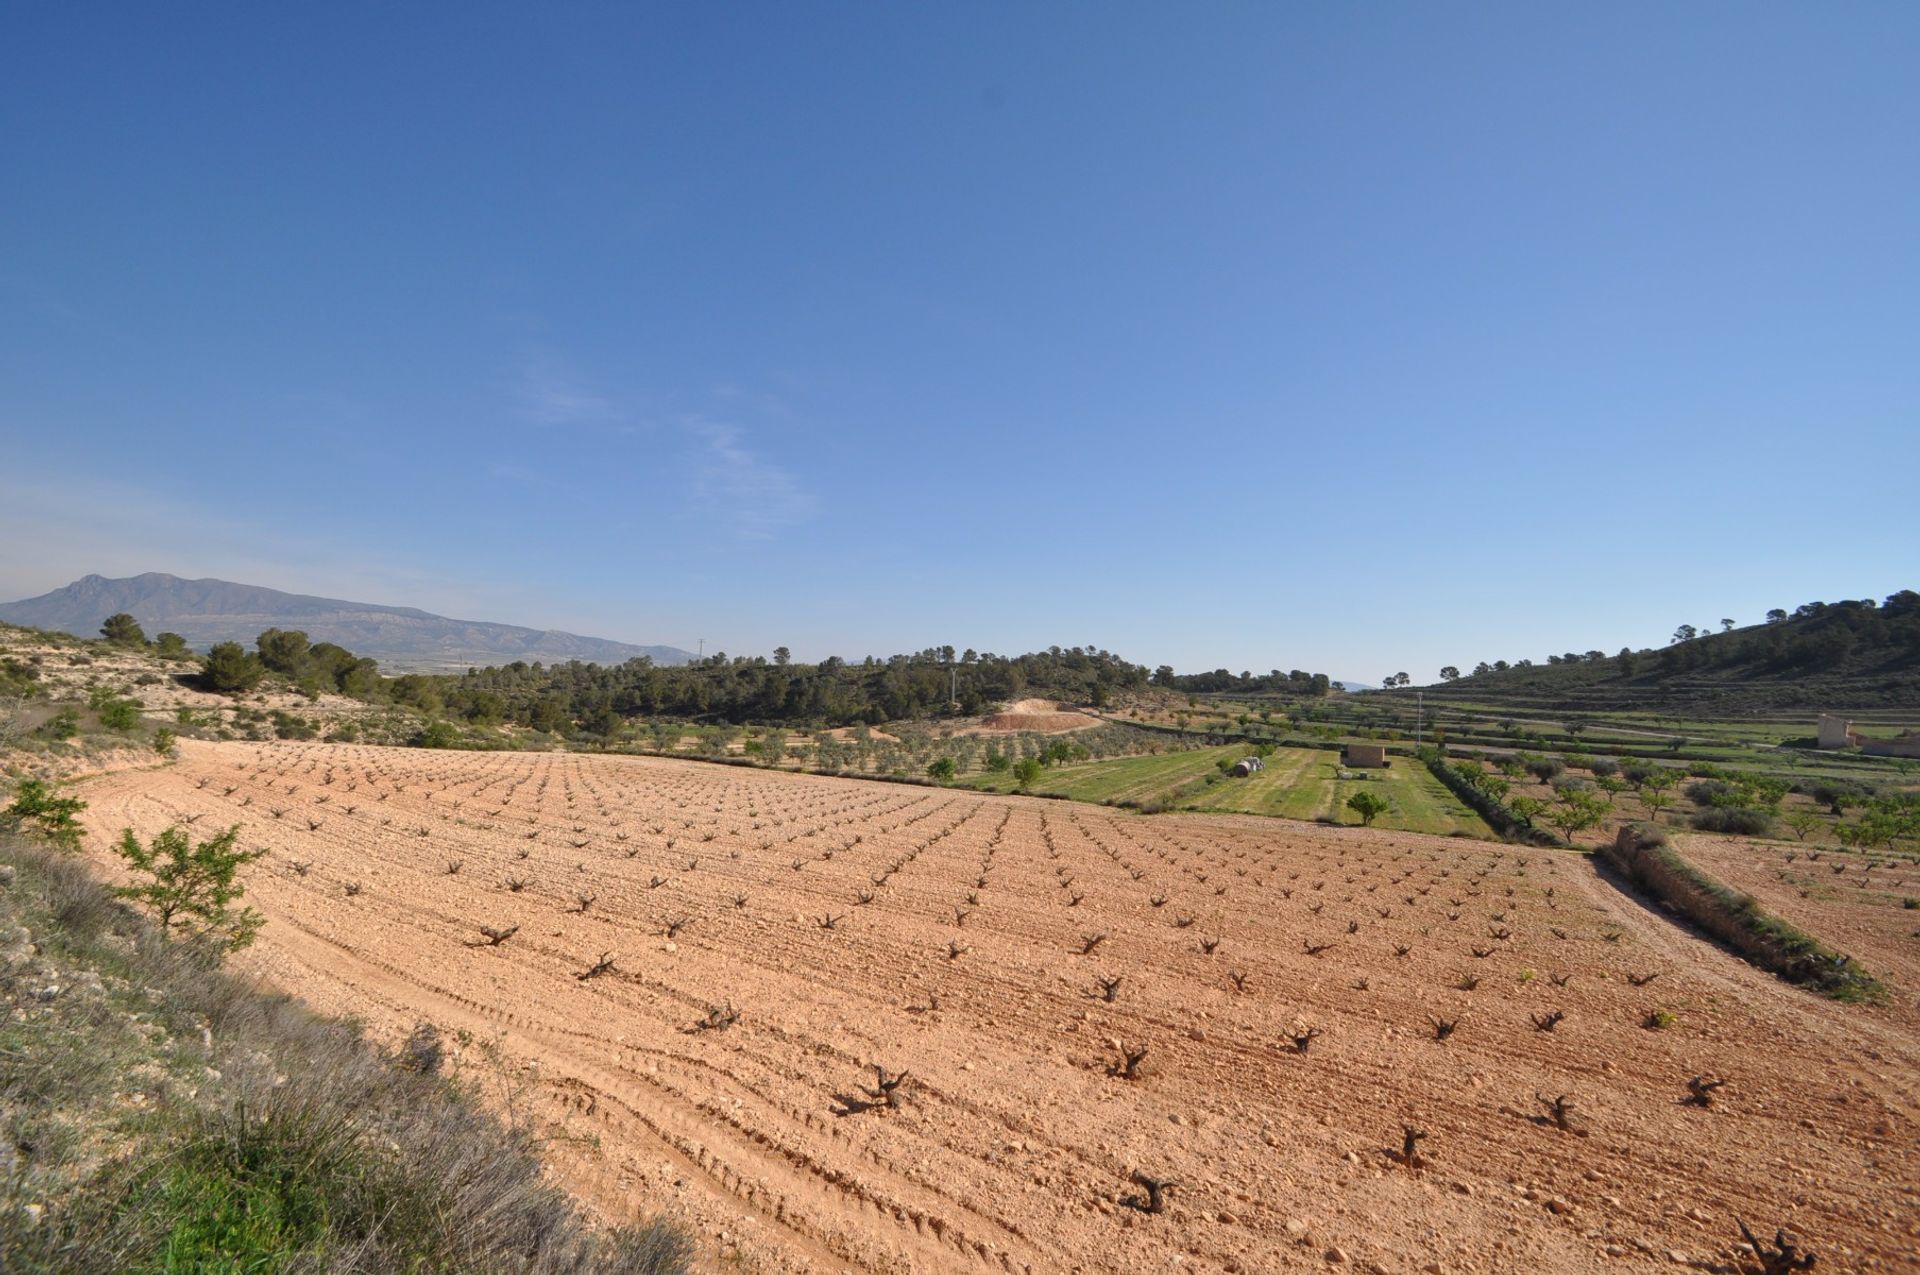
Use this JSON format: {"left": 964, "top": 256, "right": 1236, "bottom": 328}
{"left": 696, "top": 637, "right": 705, "bottom": 661}
{"left": 1415, "top": 689, "right": 1424, "bottom": 747}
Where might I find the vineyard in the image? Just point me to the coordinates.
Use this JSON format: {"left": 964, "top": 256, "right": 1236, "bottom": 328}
{"left": 73, "top": 741, "right": 1920, "bottom": 1274}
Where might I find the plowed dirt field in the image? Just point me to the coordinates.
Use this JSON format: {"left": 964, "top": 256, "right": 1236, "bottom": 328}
{"left": 74, "top": 742, "right": 1920, "bottom": 1274}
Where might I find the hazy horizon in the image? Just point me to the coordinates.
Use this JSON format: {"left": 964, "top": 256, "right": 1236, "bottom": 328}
{"left": 5, "top": 6, "right": 1916, "bottom": 684}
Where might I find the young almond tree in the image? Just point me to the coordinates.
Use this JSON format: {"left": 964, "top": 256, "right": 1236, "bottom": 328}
{"left": 1636, "top": 769, "right": 1678, "bottom": 820}
{"left": 1785, "top": 810, "right": 1823, "bottom": 842}
{"left": 3, "top": 780, "right": 88, "bottom": 850}
{"left": 1508, "top": 796, "right": 1549, "bottom": 832}
{"left": 1546, "top": 789, "right": 1609, "bottom": 846}
{"left": 114, "top": 823, "right": 266, "bottom": 955}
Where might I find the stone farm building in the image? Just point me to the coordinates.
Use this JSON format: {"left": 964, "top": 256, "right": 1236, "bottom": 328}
{"left": 1343, "top": 742, "right": 1389, "bottom": 768}
{"left": 1817, "top": 715, "right": 1857, "bottom": 749}
{"left": 1816, "top": 715, "right": 1920, "bottom": 758}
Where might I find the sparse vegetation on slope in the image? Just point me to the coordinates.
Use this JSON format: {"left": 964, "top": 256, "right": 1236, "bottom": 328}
{"left": 0, "top": 830, "right": 694, "bottom": 1273}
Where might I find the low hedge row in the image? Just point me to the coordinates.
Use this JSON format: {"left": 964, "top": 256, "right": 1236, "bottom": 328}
{"left": 1601, "top": 823, "right": 1881, "bottom": 1001}
{"left": 1421, "top": 751, "right": 1558, "bottom": 846}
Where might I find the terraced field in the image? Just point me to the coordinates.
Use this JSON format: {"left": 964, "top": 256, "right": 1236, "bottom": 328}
{"left": 73, "top": 741, "right": 1920, "bottom": 1274}
{"left": 971, "top": 745, "right": 1491, "bottom": 837}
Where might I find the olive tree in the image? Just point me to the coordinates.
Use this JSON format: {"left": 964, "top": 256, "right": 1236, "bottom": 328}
{"left": 1346, "top": 790, "right": 1390, "bottom": 826}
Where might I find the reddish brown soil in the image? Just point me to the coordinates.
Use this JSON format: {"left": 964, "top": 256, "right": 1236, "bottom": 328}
{"left": 1681, "top": 831, "right": 1920, "bottom": 1006}
{"left": 73, "top": 742, "right": 1920, "bottom": 1274}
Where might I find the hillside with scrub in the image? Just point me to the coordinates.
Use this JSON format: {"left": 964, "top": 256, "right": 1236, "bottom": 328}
{"left": 1408, "top": 592, "right": 1920, "bottom": 716}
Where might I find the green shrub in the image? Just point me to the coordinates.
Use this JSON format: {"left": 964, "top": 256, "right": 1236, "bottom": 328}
{"left": 1689, "top": 806, "right": 1775, "bottom": 836}
{"left": 411, "top": 720, "right": 460, "bottom": 750}
{"left": 39, "top": 709, "right": 80, "bottom": 740}
{"left": 269, "top": 710, "right": 316, "bottom": 740}
{"left": 1686, "top": 778, "right": 1730, "bottom": 806}
{"left": 0, "top": 655, "right": 40, "bottom": 693}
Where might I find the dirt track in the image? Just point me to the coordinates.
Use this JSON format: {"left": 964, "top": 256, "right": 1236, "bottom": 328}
{"left": 75, "top": 742, "right": 1920, "bottom": 1273}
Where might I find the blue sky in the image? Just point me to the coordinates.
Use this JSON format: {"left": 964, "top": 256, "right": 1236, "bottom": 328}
{"left": 3, "top": 4, "right": 1915, "bottom": 684}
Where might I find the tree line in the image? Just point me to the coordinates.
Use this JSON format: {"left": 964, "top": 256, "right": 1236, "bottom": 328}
{"left": 91, "top": 611, "right": 1335, "bottom": 732}
{"left": 158, "top": 625, "right": 1328, "bottom": 733}
{"left": 1433, "top": 592, "right": 1918, "bottom": 686}
{"left": 421, "top": 645, "right": 1166, "bottom": 731}
{"left": 1149, "top": 666, "right": 1333, "bottom": 696}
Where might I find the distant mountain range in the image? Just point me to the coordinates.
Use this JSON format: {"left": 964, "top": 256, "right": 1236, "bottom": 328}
{"left": 0, "top": 574, "right": 695, "bottom": 673}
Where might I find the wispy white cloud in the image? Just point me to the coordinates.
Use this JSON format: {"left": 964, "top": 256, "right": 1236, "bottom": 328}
{"left": 515, "top": 355, "right": 627, "bottom": 430}
{"left": 711, "top": 381, "right": 794, "bottom": 418}
{"left": 486, "top": 461, "right": 548, "bottom": 487}
{"left": 504, "top": 352, "right": 817, "bottom": 540}
{"left": 685, "top": 419, "right": 815, "bottom": 538}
